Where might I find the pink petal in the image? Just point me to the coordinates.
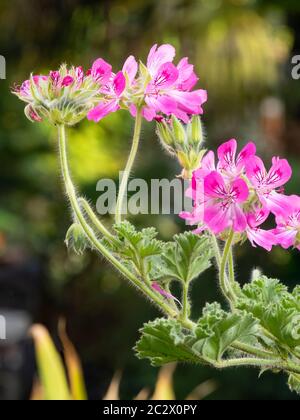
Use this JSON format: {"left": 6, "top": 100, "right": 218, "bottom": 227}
{"left": 167, "top": 89, "right": 207, "bottom": 114}
{"left": 152, "top": 282, "right": 182, "bottom": 307}
{"left": 145, "top": 94, "right": 177, "bottom": 115}
{"left": 122, "top": 55, "right": 138, "bottom": 84}
{"left": 273, "top": 227, "right": 297, "bottom": 249}
{"left": 232, "top": 204, "right": 247, "bottom": 232}
{"left": 61, "top": 75, "right": 74, "bottom": 87}
{"left": 176, "top": 58, "right": 199, "bottom": 91}
{"left": 113, "top": 71, "right": 126, "bottom": 97}
{"left": 87, "top": 100, "right": 120, "bottom": 122}
{"left": 171, "top": 108, "right": 190, "bottom": 123}
{"left": 50, "top": 71, "right": 60, "bottom": 84}
{"left": 147, "top": 44, "right": 176, "bottom": 75}
{"left": 91, "top": 58, "right": 112, "bottom": 84}
{"left": 130, "top": 104, "right": 157, "bottom": 121}
{"left": 247, "top": 227, "right": 276, "bottom": 251}
{"left": 246, "top": 156, "right": 267, "bottom": 187}
{"left": 247, "top": 207, "right": 270, "bottom": 228}
{"left": 152, "top": 62, "right": 179, "bottom": 89}
{"left": 261, "top": 191, "right": 293, "bottom": 217}
{"left": 204, "top": 171, "right": 226, "bottom": 199}
{"left": 201, "top": 151, "right": 216, "bottom": 172}
{"left": 180, "top": 204, "right": 204, "bottom": 225}
{"left": 204, "top": 202, "right": 230, "bottom": 234}
{"left": 231, "top": 178, "right": 249, "bottom": 203}
{"left": 265, "top": 158, "right": 292, "bottom": 189}
{"left": 236, "top": 142, "right": 256, "bottom": 169}
{"left": 217, "top": 139, "right": 237, "bottom": 169}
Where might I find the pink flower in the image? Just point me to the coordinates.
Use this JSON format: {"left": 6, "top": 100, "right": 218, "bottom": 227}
{"left": 130, "top": 44, "right": 207, "bottom": 122}
{"left": 246, "top": 156, "right": 292, "bottom": 216}
{"left": 273, "top": 195, "right": 300, "bottom": 250}
{"left": 217, "top": 139, "right": 256, "bottom": 179}
{"left": 203, "top": 171, "right": 249, "bottom": 234}
{"left": 87, "top": 71, "right": 126, "bottom": 122}
{"left": 246, "top": 207, "right": 276, "bottom": 251}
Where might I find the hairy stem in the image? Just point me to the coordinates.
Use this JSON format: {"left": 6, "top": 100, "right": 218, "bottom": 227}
{"left": 58, "top": 124, "right": 177, "bottom": 318}
{"left": 78, "top": 197, "right": 117, "bottom": 245}
{"left": 213, "top": 358, "right": 300, "bottom": 375}
{"left": 219, "top": 230, "right": 237, "bottom": 306}
{"left": 231, "top": 341, "right": 278, "bottom": 359}
{"left": 181, "top": 283, "right": 190, "bottom": 322}
{"left": 228, "top": 248, "right": 235, "bottom": 286}
{"left": 115, "top": 110, "right": 143, "bottom": 224}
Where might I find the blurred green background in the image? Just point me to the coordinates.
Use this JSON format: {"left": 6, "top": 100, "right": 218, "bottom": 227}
{"left": 0, "top": 0, "right": 300, "bottom": 400}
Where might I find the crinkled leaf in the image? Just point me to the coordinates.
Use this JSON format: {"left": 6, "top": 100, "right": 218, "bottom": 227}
{"left": 103, "top": 221, "right": 164, "bottom": 279}
{"left": 158, "top": 232, "right": 213, "bottom": 283}
{"left": 237, "top": 276, "right": 300, "bottom": 351}
{"left": 135, "top": 318, "right": 199, "bottom": 367}
{"left": 193, "top": 303, "right": 259, "bottom": 361}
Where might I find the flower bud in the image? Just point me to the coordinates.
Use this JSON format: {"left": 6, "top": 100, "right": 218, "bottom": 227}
{"left": 156, "top": 120, "right": 174, "bottom": 148}
{"left": 156, "top": 116, "right": 207, "bottom": 179}
{"left": 65, "top": 223, "right": 89, "bottom": 255}
{"left": 188, "top": 115, "right": 204, "bottom": 146}
{"left": 171, "top": 116, "right": 186, "bottom": 145}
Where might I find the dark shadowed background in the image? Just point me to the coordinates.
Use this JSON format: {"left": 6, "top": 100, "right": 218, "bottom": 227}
{"left": 0, "top": 0, "right": 300, "bottom": 400}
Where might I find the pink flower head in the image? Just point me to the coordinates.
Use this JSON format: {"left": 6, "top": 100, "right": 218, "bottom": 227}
{"left": 217, "top": 139, "right": 256, "bottom": 179}
{"left": 129, "top": 44, "right": 207, "bottom": 122}
{"left": 143, "top": 44, "right": 207, "bottom": 122}
{"left": 13, "top": 62, "right": 112, "bottom": 126}
{"left": 246, "top": 156, "right": 292, "bottom": 216}
{"left": 87, "top": 71, "right": 126, "bottom": 122}
{"left": 273, "top": 195, "right": 300, "bottom": 251}
{"left": 203, "top": 171, "right": 249, "bottom": 234}
{"left": 246, "top": 207, "right": 276, "bottom": 251}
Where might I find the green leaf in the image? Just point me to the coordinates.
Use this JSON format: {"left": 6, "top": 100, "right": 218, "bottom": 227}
{"left": 236, "top": 276, "right": 300, "bottom": 351}
{"left": 288, "top": 373, "right": 300, "bottom": 395}
{"left": 158, "top": 232, "right": 213, "bottom": 283}
{"left": 193, "top": 303, "right": 259, "bottom": 361}
{"left": 135, "top": 318, "right": 199, "bottom": 367}
{"left": 104, "top": 221, "right": 163, "bottom": 279}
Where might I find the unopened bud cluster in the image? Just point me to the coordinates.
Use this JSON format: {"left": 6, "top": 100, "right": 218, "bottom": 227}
{"left": 156, "top": 116, "right": 206, "bottom": 179}
{"left": 13, "top": 64, "right": 103, "bottom": 126}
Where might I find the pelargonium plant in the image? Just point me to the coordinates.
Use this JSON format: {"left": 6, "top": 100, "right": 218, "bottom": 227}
{"left": 13, "top": 44, "right": 300, "bottom": 395}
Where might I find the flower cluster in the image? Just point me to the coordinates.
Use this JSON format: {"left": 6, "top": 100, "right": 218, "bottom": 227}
{"left": 181, "top": 139, "right": 299, "bottom": 252}
{"left": 13, "top": 63, "right": 108, "bottom": 125}
{"left": 88, "top": 43, "right": 207, "bottom": 123}
{"left": 14, "top": 44, "right": 207, "bottom": 125}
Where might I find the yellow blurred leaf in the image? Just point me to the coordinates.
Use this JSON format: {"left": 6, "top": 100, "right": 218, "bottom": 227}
{"left": 151, "top": 363, "right": 176, "bottom": 401}
{"left": 30, "top": 325, "right": 71, "bottom": 401}
{"left": 185, "top": 379, "right": 218, "bottom": 400}
{"left": 103, "top": 371, "right": 122, "bottom": 400}
{"left": 58, "top": 319, "right": 88, "bottom": 401}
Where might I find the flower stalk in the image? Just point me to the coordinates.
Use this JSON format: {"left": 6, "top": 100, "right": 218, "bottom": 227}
{"left": 115, "top": 109, "right": 143, "bottom": 224}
